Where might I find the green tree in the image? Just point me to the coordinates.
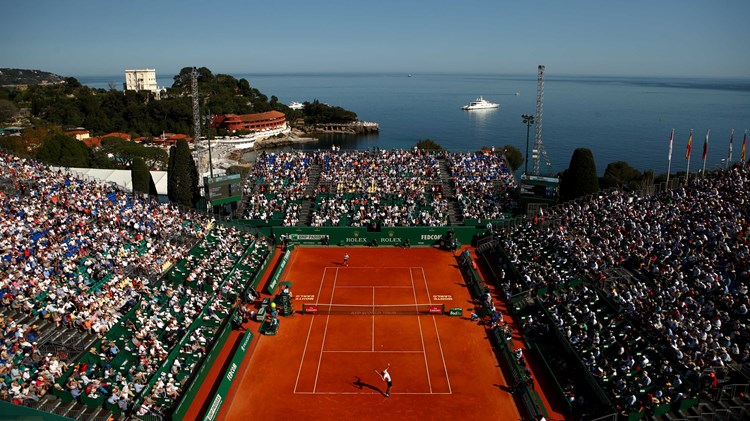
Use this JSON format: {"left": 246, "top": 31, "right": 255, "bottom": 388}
{"left": 415, "top": 139, "right": 444, "bottom": 151}
{"left": 98, "top": 137, "right": 168, "bottom": 169}
{"left": 64, "top": 77, "right": 82, "bottom": 89}
{"left": 304, "top": 100, "right": 357, "bottom": 125}
{"left": 188, "top": 153, "right": 201, "bottom": 205}
{"left": 501, "top": 145, "right": 523, "bottom": 172}
{"left": 641, "top": 169, "right": 655, "bottom": 191}
{"left": 22, "top": 124, "right": 63, "bottom": 154}
{"left": 0, "top": 99, "right": 17, "bottom": 123}
{"left": 560, "top": 148, "right": 599, "bottom": 201}
{"left": 131, "top": 157, "right": 156, "bottom": 196}
{"left": 167, "top": 139, "right": 198, "bottom": 207}
{"left": 601, "top": 161, "right": 642, "bottom": 190}
{"left": 36, "top": 134, "right": 88, "bottom": 167}
{"left": 0, "top": 135, "right": 24, "bottom": 154}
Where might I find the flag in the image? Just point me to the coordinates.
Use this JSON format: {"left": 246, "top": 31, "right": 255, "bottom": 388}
{"left": 742, "top": 130, "right": 747, "bottom": 162}
{"left": 668, "top": 129, "right": 674, "bottom": 161}
{"left": 728, "top": 129, "right": 734, "bottom": 163}
{"left": 686, "top": 129, "right": 693, "bottom": 160}
{"left": 702, "top": 129, "right": 710, "bottom": 161}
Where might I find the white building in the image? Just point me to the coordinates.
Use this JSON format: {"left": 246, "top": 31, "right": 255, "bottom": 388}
{"left": 124, "top": 69, "right": 160, "bottom": 96}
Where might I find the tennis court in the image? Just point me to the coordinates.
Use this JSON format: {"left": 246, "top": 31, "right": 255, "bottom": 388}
{"left": 222, "top": 247, "right": 519, "bottom": 419}
{"left": 295, "top": 265, "right": 451, "bottom": 396}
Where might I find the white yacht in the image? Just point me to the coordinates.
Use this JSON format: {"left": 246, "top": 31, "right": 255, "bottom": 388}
{"left": 288, "top": 101, "right": 305, "bottom": 110}
{"left": 461, "top": 97, "right": 500, "bottom": 110}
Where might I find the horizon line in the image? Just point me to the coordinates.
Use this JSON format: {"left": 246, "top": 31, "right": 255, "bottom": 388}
{"left": 66, "top": 70, "right": 750, "bottom": 81}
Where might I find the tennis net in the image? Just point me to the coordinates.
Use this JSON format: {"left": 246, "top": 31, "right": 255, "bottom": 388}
{"left": 302, "top": 303, "right": 445, "bottom": 315}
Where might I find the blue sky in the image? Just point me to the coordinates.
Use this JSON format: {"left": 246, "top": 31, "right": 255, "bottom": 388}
{"left": 2, "top": 0, "right": 749, "bottom": 78}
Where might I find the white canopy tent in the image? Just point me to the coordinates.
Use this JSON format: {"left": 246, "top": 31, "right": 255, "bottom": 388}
{"left": 52, "top": 167, "right": 169, "bottom": 196}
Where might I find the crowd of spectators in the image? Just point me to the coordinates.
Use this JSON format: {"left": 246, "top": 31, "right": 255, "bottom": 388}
{"left": 448, "top": 151, "right": 517, "bottom": 221}
{"left": 496, "top": 163, "right": 750, "bottom": 415}
{"left": 55, "top": 225, "right": 266, "bottom": 417}
{"left": 0, "top": 154, "right": 238, "bottom": 410}
{"left": 311, "top": 148, "right": 446, "bottom": 226}
{"left": 243, "top": 151, "right": 312, "bottom": 225}
{"left": 311, "top": 191, "right": 448, "bottom": 227}
{"left": 241, "top": 148, "right": 518, "bottom": 227}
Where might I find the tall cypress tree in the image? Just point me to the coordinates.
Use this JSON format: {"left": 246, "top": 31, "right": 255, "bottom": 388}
{"left": 167, "top": 144, "right": 177, "bottom": 203}
{"left": 131, "top": 157, "right": 153, "bottom": 196}
{"left": 167, "top": 139, "right": 198, "bottom": 207}
{"left": 188, "top": 154, "right": 201, "bottom": 205}
{"left": 560, "top": 148, "right": 599, "bottom": 201}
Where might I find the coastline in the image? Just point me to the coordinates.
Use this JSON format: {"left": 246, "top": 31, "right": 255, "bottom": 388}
{"left": 226, "top": 133, "right": 318, "bottom": 161}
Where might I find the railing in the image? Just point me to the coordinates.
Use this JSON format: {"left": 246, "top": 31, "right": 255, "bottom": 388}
{"left": 587, "top": 412, "right": 618, "bottom": 421}
{"left": 715, "top": 383, "right": 750, "bottom": 402}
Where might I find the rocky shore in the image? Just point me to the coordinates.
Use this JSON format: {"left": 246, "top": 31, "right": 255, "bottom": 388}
{"left": 223, "top": 121, "right": 379, "bottom": 162}
{"left": 302, "top": 121, "right": 379, "bottom": 135}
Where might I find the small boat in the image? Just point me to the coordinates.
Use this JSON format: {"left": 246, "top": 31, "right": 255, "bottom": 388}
{"left": 288, "top": 101, "right": 304, "bottom": 110}
{"left": 461, "top": 97, "right": 500, "bottom": 110}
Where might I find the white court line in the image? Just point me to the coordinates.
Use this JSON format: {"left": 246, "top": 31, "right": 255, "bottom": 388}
{"left": 410, "top": 267, "right": 432, "bottom": 393}
{"left": 313, "top": 268, "right": 338, "bottom": 393}
{"left": 335, "top": 285, "right": 413, "bottom": 289}
{"left": 313, "top": 267, "right": 329, "bottom": 306}
{"left": 294, "top": 391, "right": 452, "bottom": 395}
{"left": 322, "top": 266, "right": 421, "bottom": 270}
{"left": 372, "top": 287, "right": 375, "bottom": 352}
{"left": 322, "top": 350, "right": 424, "bottom": 353}
{"left": 294, "top": 267, "right": 329, "bottom": 393}
{"left": 420, "top": 266, "right": 453, "bottom": 394}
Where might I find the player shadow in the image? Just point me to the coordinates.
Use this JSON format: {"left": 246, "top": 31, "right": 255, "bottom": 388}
{"left": 494, "top": 383, "right": 513, "bottom": 392}
{"left": 352, "top": 376, "right": 384, "bottom": 395}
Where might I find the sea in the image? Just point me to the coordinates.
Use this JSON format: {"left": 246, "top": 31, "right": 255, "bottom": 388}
{"left": 75, "top": 73, "right": 750, "bottom": 176}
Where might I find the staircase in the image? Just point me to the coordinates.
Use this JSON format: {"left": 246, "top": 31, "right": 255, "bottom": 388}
{"left": 29, "top": 395, "right": 120, "bottom": 421}
{"left": 297, "top": 163, "right": 321, "bottom": 226}
{"left": 0, "top": 308, "right": 118, "bottom": 420}
{"left": 0, "top": 308, "right": 102, "bottom": 362}
{"left": 437, "top": 158, "right": 463, "bottom": 226}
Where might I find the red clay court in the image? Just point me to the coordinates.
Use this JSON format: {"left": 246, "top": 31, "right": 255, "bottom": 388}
{"left": 220, "top": 247, "right": 520, "bottom": 420}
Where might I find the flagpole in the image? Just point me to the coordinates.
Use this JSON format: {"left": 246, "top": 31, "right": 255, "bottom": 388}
{"left": 702, "top": 129, "right": 710, "bottom": 177}
{"left": 727, "top": 129, "right": 734, "bottom": 168}
{"left": 686, "top": 129, "right": 693, "bottom": 184}
{"left": 667, "top": 128, "right": 674, "bottom": 185}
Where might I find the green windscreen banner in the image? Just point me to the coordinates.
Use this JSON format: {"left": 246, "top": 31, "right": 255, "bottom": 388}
{"left": 267, "top": 249, "right": 291, "bottom": 294}
{"left": 203, "top": 330, "right": 254, "bottom": 421}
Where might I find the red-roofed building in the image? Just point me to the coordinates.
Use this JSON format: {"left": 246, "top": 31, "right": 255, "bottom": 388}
{"left": 65, "top": 129, "right": 90, "bottom": 140}
{"left": 211, "top": 111, "right": 286, "bottom": 133}
{"left": 101, "top": 132, "right": 131, "bottom": 141}
{"left": 148, "top": 133, "right": 192, "bottom": 147}
{"left": 82, "top": 137, "right": 101, "bottom": 148}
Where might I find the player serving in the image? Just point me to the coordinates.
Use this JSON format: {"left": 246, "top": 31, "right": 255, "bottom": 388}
{"left": 376, "top": 363, "right": 392, "bottom": 397}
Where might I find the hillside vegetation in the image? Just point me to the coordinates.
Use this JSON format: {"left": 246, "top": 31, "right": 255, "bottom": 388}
{"left": 1, "top": 67, "right": 357, "bottom": 139}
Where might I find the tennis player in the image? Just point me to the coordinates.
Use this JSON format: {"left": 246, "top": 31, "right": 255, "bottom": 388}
{"left": 343, "top": 253, "right": 349, "bottom": 267}
{"left": 377, "top": 364, "right": 392, "bottom": 397}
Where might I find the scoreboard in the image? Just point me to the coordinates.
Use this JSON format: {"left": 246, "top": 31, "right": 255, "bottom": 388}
{"left": 204, "top": 174, "right": 242, "bottom": 206}
{"left": 519, "top": 175, "right": 559, "bottom": 200}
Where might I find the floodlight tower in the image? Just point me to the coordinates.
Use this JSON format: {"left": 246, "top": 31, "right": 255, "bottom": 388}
{"left": 532, "top": 65, "right": 553, "bottom": 175}
{"left": 191, "top": 67, "right": 201, "bottom": 142}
